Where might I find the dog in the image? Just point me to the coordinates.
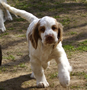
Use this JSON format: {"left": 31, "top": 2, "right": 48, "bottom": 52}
{"left": 0, "top": 0, "right": 12, "bottom": 32}
{"left": 1, "top": 2, "right": 72, "bottom": 88}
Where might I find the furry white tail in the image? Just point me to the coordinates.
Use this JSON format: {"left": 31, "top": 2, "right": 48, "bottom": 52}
{"left": 1, "top": 2, "right": 38, "bottom": 23}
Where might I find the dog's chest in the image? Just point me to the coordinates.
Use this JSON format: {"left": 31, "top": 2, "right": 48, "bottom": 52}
{"left": 38, "top": 46, "right": 53, "bottom": 62}
{"left": 29, "top": 41, "right": 54, "bottom": 62}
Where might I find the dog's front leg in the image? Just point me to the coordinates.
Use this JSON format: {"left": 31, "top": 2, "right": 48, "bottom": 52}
{"left": 30, "top": 59, "right": 49, "bottom": 88}
{"left": 56, "top": 47, "right": 72, "bottom": 87}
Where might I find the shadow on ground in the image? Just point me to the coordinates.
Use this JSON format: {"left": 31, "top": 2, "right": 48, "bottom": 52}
{"left": 0, "top": 74, "right": 37, "bottom": 90}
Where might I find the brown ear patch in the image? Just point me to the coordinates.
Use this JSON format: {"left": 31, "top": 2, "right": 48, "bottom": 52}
{"left": 53, "top": 21, "right": 63, "bottom": 49}
{"left": 28, "top": 22, "right": 40, "bottom": 49}
{"left": 57, "top": 22, "right": 63, "bottom": 43}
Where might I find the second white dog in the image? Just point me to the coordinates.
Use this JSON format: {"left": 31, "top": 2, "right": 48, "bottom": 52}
{"left": 0, "top": 0, "right": 12, "bottom": 32}
{"left": 1, "top": 2, "right": 72, "bottom": 88}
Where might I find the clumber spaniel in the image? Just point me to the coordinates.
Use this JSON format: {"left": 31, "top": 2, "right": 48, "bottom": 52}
{"left": 1, "top": 2, "right": 72, "bottom": 88}
{"left": 0, "top": 0, "right": 12, "bottom": 32}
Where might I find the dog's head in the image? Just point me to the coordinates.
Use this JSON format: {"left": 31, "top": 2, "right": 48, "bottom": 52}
{"left": 28, "top": 16, "right": 63, "bottom": 49}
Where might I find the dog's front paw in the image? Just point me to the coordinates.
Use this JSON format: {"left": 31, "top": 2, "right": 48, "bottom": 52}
{"left": 37, "top": 81, "right": 49, "bottom": 88}
{"left": 0, "top": 25, "right": 6, "bottom": 32}
{"left": 58, "top": 70, "right": 70, "bottom": 88}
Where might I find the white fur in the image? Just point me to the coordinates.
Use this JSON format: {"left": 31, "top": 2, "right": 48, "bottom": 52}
{"left": 0, "top": 0, "right": 12, "bottom": 32}
{"left": 1, "top": 2, "right": 72, "bottom": 88}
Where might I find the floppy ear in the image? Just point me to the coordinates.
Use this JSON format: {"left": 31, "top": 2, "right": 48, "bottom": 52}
{"left": 58, "top": 23, "right": 63, "bottom": 43}
{"left": 28, "top": 22, "right": 40, "bottom": 49}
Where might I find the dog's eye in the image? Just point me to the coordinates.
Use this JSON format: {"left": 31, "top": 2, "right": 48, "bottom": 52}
{"left": 52, "top": 25, "right": 57, "bottom": 31}
{"left": 40, "top": 26, "right": 45, "bottom": 33}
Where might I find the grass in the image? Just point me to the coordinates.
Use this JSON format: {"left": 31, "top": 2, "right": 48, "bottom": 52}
{"left": 70, "top": 32, "right": 77, "bottom": 35}
{"left": 71, "top": 71, "right": 86, "bottom": 76}
{"left": 54, "top": 15, "right": 61, "bottom": 19}
{"left": 77, "top": 40, "right": 87, "bottom": 51}
{"left": 18, "top": 63, "right": 26, "bottom": 68}
{"left": 62, "top": 17, "right": 71, "bottom": 26}
{"left": 7, "top": 55, "right": 15, "bottom": 61}
{"left": 63, "top": 45, "right": 76, "bottom": 51}
{"left": 49, "top": 72, "right": 58, "bottom": 79}
{"left": 70, "top": 85, "right": 81, "bottom": 89}
{"left": 76, "top": 0, "right": 87, "bottom": 3}
{"left": 17, "top": 34, "right": 26, "bottom": 37}
{"left": 50, "top": 83, "right": 55, "bottom": 88}
{"left": 0, "top": 63, "right": 26, "bottom": 73}
{"left": 17, "top": 52, "right": 23, "bottom": 56}
{"left": 14, "top": 18, "right": 25, "bottom": 22}
{"left": 70, "top": 71, "right": 87, "bottom": 89}
{"left": 0, "top": 32, "right": 9, "bottom": 37}
{"left": 3, "top": 55, "right": 15, "bottom": 61}
{"left": 63, "top": 40, "right": 87, "bottom": 52}
{"left": 0, "top": 67, "right": 7, "bottom": 72}
{"left": 8, "top": 27, "right": 14, "bottom": 30}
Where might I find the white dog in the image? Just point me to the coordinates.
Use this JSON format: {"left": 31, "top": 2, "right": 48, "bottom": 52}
{"left": 0, "top": 0, "right": 12, "bottom": 32}
{"left": 1, "top": 2, "right": 72, "bottom": 88}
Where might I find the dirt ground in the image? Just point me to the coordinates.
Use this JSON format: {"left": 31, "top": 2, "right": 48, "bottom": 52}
{"left": 0, "top": 0, "right": 87, "bottom": 90}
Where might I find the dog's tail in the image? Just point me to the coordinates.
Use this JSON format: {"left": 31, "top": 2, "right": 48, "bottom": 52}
{"left": 1, "top": 2, "right": 38, "bottom": 23}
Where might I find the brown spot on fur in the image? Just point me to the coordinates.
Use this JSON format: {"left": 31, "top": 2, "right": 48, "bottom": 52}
{"left": 53, "top": 20, "right": 63, "bottom": 48}
{"left": 57, "top": 22, "right": 63, "bottom": 43}
{"left": 28, "top": 21, "right": 40, "bottom": 49}
{"left": 39, "top": 26, "right": 45, "bottom": 33}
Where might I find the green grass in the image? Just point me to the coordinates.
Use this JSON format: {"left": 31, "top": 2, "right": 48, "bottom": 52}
{"left": 76, "top": 0, "right": 87, "bottom": 3}
{"left": 17, "top": 34, "right": 26, "bottom": 37}
{"left": 14, "top": 18, "right": 25, "bottom": 22}
{"left": 7, "top": 55, "right": 15, "bottom": 61}
{"left": 63, "top": 40, "right": 87, "bottom": 52}
{"left": 8, "top": 27, "right": 14, "bottom": 30}
{"left": 71, "top": 71, "right": 86, "bottom": 76}
{"left": 3, "top": 55, "right": 15, "bottom": 61}
{"left": 18, "top": 63, "right": 26, "bottom": 68}
{"left": 70, "top": 71, "right": 87, "bottom": 89}
{"left": 50, "top": 83, "right": 55, "bottom": 88}
{"left": 70, "top": 85, "right": 81, "bottom": 89}
{"left": 0, "top": 33, "right": 9, "bottom": 37}
{"left": 0, "top": 67, "right": 7, "bottom": 72}
{"left": 70, "top": 32, "right": 77, "bottom": 35}
{"left": 16, "top": 52, "right": 23, "bottom": 56}
{"left": 49, "top": 72, "right": 58, "bottom": 79}
{"left": 62, "top": 18, "right": 71, "bottom": 26}
{"left": 54, "top": 15, "right": 61, "bottom": 19}
{"left": 63, "top": 45, "right": 76, "bottom": 51}
{"left": 77, "top": 46, "right": 87, "bottom": 51}
{"left": 77, "top": 40, "right": 87, "bottom": 51}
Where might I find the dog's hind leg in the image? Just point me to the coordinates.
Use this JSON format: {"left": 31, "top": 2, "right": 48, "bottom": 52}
{"left": 0, "top": 9, "right": 6, "bottom": 32}
{"left": 4, "top": 9, "right": 13, "bottom": 21}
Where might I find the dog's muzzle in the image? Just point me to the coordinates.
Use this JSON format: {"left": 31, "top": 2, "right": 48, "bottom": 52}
{"left": 45, "top": 35, "right": 55, "bottom": 44}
